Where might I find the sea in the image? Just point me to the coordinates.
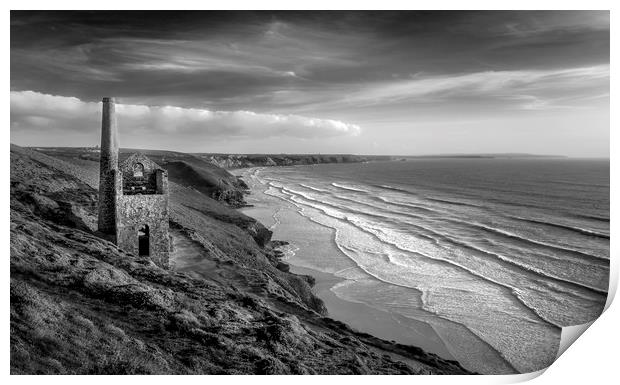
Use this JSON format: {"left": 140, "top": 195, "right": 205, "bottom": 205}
{"left": 233, "top": 158, "right": 609, "bottom": 374}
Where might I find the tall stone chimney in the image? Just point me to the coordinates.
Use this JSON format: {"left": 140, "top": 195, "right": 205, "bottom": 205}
{"left": 97, "top": 97, "right": 119, "bottom": 235}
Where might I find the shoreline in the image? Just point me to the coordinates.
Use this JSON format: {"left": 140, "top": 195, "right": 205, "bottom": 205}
{"left": 231, "top": 167, "right": 459, "bottom": 364}
{"left": 287, "top": 261, "right": 456, "bottom": 361}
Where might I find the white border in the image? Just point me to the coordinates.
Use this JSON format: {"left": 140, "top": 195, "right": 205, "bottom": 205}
{"left": 4, "top": 2, "right": 616, "bottom": 384}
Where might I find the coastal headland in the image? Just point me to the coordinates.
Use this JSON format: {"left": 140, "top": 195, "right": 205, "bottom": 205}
{"left": 10, "top": 144, "right": 469, "bottom": 374}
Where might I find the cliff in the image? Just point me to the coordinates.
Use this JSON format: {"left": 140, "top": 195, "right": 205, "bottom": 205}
{"left": 10, "top": 144, "right": 469, "bottom": 375}
{"left": 193, "top": 153, "right": 393, "bottom": 169}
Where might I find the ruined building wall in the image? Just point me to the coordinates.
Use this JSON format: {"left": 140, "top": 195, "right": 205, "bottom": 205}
{"left": 115, "top": 154, "right": 170, "bottom": 268}
{"left": 120, "top": 157, "right": 162, "bottom": 195}
{"left": 116, "top": 194, "right": 170, "bottom": 268}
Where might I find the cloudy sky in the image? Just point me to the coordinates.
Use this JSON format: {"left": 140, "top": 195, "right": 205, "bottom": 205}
{"left": 10, "top": 11, "right": 609, "bottom": 156}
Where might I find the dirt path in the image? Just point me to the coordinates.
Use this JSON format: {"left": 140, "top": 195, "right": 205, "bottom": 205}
{"left": 169, "top": 228, "right": 263, "bottom": 293}
{"left": 169, "top": 228, "right": 222, "bottom": 283}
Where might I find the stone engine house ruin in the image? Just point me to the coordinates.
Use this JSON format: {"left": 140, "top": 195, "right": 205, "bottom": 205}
{"left": 97, "top": 97, "right": 170, "bottom": 268}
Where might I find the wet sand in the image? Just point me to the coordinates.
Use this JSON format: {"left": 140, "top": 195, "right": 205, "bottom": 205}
{"left": 290, "top": 263, "right": 455, "bottom": 361}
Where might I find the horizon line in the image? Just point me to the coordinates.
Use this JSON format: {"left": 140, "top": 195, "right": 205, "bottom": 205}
{"left": 15, "top": 143, "right": 610, "bottom": 160}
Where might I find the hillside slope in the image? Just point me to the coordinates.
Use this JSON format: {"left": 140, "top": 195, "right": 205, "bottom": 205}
{"left": 33, "top": 147, "right": 248, "bottom": 207}
{"left": 163, "top": 160, "right": 247, "bottom": 208}
{"left": 10, "top": 145, "right": 469, "bottom": 375}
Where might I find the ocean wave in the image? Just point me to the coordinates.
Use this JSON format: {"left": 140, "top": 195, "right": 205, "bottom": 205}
{"left": 280, "top": 185, "right": 432, "bottom": 224}
{"left": 426, "top": 196, "right": 483, "bottom": 208}
{"left": 267, "top": 181, "right": 284, "bottom": 189}
{"left": 299, "top": 183, "right": 332, "bottom": 193}
{"left": 436, "top": 235, "right": 608, "bottom": 296}
{"left": 572, "top": 213, "right": 610, "bottom": 222}
{"left": 277, "top": 179, "right": 473, "bottom": 223}
{"left": 341, "top": 217, "right": 593, "bottom": 328}
{"left": 279, "top": 185, "right": 608, "bottom": 287}
{"left": 335, "top": 196, "right": 605, "bottom": 294}
{"left": 331, "top": 182, "right": 370, "bottom": 193}
{"left": 275, "top": 180, "right": 609, "bottom": 272}
{"left": 459, "top": 220, "right": 609, "bottom": 262}
{"left": 375, "top": 196, "right": 442, "bottom": 215}
{"left": 298, "top": 204, "right": 604, "bottom": 324}
{"left": 330, "top": 193, "right": 438, "bottom": 221}
{"left": 510, "top": 216, "right": 610, "bottom": 239}
{"left": 549, "top": 179, "right": 609, "bottom": 188}
{"left": 373, "top": 184, "right": 416, "bottom": 195}
{"left": 281, "top": 188, "right": 478, "bottom": 256}
{"left": 285, "top": 200, "right": 528, "bottom": 297}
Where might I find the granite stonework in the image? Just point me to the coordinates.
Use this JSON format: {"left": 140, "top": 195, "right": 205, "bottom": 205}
{"left": 97, "top": 97, "right": 119, "bottom": 234}
{"left": 97, "top": 97, "right": 170, "bottom": 268}
{"left": 116, "top": 154, "right": 170, "bottom": 268}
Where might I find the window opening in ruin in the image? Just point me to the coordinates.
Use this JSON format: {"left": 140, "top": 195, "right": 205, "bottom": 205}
{"left": 138, "top": 224, "right": 149, "bottom": 256}
{"left": 133, "top": 163, "right": 144, "bottom": 178}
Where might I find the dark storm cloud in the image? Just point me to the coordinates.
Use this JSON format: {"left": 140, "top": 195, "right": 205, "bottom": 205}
{"left": 11, "top": 11, "right": 609, "bottom": 111}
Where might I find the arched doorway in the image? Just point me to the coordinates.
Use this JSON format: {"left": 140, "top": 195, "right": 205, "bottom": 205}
{"left": 138, "top": 224, "right": 149, "bottom": 256}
